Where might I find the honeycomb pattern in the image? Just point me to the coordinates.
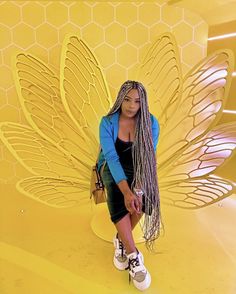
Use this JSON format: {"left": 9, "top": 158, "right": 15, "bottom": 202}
{"left": 22, "top": 2, "right": 44, "bottom": 27}
{"left": 139, "top": 3, "right": 161, "bottom": 25}
{"left": 127, "top": 23, "right": 149, "bottom": 47}
{"left": 93, "top": 3, "right": 114, "bottom": 26}
{"left": 0, "top": 1, "right": 207, "bottom": 182}
{"left": 13, "top": 23, "right": 35, "bottom": 48}
{"left": 105, "top": 23, "right": 126, "bottom": 46}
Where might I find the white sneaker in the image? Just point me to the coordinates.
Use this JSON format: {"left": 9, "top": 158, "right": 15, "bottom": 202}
{"left": 113, "top": 234, "right": 128, "bottom": 270}
{"left": 127, "top": 250, "right": 151, "bottom": 291}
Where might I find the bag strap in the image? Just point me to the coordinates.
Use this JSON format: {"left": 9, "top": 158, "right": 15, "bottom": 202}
{"left": 99, "top": 160, "right": 106, "bottom": 176}
{"left": 96, "top": 145, "right": 106, "bottom": 177}
{"left": 95, "top": 145, "right": 102, "bottom": 164}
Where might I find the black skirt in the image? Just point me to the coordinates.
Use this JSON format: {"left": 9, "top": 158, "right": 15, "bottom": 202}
{"left": 101, "top": 137, "right": 146, "bottom": 223}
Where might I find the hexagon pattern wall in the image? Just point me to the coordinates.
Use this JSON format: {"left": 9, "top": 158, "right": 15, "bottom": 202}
{"left": 0, "top": 32, "right": 235, "bottom": 209}
{"left": 1, "top": 3, "right": 236, "bottom": 294}
{"left": 0, "top": 1, "right": 208, "bottom": 183}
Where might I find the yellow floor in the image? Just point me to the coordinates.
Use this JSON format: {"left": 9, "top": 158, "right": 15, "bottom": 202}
{"left": 1, "top": 184, "right": 236, "bottom": 294}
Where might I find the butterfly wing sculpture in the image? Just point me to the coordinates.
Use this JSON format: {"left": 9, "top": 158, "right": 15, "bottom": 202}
{"left": 137, "top": 33, "right": 236, "bottom": 208}
{"left": 0, "top": 33, "right": 236, "bottom": 209}
{"left": 0, "top": 36, "right": 112, "bottom": 208}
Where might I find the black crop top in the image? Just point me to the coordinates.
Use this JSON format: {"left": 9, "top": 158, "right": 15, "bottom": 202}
{"left": 115, "top": 137, "right": 133, "bottom": 168}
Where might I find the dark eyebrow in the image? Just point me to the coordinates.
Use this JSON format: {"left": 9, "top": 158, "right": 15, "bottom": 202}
{"left": 125, "top": 95, "right": 140, "bottom": 100}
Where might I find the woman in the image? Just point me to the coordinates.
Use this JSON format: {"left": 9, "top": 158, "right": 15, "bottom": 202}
{"left": 98, "top": 80, "right": 162, "bottom": 291}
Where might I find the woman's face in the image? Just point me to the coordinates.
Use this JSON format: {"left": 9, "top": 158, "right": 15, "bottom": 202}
{"left": 120, "top": 89, "right": 141, "bottom": 118}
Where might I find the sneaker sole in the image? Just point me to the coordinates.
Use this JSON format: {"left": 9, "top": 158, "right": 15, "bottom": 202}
{"left": 133, "top": 271, "right": 151, "bottom": 291}
{"left": 113, "top": 255, "right": 128, "bottom": 270}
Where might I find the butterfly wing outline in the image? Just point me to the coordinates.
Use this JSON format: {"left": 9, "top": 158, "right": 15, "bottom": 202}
{"left": 17, "top": 177, "right": 88, "bottom": 208}
{"left": 0, "top": 35, "right": 112, "bottom": 207}
{"left": 1, "top": 32, "right": 235, "bottom": 209}
{"left": 138, "top": 32, "right": 236, "bottom": 209}
{"left": 60, "top": 35, "right": 112, "bottom": 150}
{"left": 159, "top": 49, "right": 234, "bottom": 167}
{"left": 159, "top": 122, "right": 236, "bottom": 209}
{"left": 161, "top": 176, "right": 235, "bottom": 209}
{"left": 137, "top": 32, "right": 183, "bottom": 129}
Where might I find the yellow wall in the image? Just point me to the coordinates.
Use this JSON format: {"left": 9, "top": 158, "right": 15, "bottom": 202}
{"left": 208, "top": 20, "right": 236, "bottom": 114}
{"left": 0, "top": 1, "right": 208, "bottom": 183}
{"left": 1, "top": 3, "right": 236, "bottom": 294}
{"left": 207, "top": 19, "right": 236, "bottom": 182}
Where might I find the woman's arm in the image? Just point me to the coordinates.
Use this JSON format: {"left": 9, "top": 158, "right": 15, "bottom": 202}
{"left": 99, "top": 116, "right": 127, "bottom": 184}
{"left": 99, "top": 116, "right": 140, "bottom": 214}
{"left": 151, "top": 114, "right": 160, "bottom": 152}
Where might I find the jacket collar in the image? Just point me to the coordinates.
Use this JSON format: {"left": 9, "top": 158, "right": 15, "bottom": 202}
{"left": 109, "top": 110, "right": 120, "bottom": 125}
{"left": 108, "top": 110, "right": 120, "bottom": 140}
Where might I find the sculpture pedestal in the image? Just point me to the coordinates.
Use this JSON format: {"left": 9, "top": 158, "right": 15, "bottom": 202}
{"left": 91, "top": 203, "right": 145, "bottom": 243}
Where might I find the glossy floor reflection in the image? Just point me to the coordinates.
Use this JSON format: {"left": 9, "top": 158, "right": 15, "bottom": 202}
{"left": 1, "top": 184, "right": 236, "bottom": 294}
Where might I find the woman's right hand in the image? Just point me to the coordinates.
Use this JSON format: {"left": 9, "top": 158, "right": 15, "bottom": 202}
{"left": 117, "top": 180, "right": 141, "bottom": 214}
{"left": 124, "top": 191, "right": 141, "bottom": 214}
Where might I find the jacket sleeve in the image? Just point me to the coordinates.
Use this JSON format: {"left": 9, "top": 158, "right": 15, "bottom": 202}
{"left": 99, "top": 116, "right": 128, "bottom": 184}
{"left": 151, "top": 114, "right": 160, "bottom": 152}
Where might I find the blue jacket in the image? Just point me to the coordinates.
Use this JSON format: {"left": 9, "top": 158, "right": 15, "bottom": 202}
{"left": 98, "top": 110, "right": 160, "bottom": 184}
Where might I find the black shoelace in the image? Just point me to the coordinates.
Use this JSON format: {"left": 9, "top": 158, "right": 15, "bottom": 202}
{"left": 126, "top": 255, "right": 140, "bottom": 284}
{"left": 119, "top": 239, "right": 124, "bottom": 258}
{"left": 116, "top": 233, "right": 124, "bottom": 258}
{"left": 126, "top": 255, "right": 140, "bottom": 270}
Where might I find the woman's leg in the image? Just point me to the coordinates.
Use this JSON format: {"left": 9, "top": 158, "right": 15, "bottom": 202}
{"left": 115, "top": 213, "right": 136, "bottom": 254}
{"left": 115, "top": 212, "right": 143, "bottom": 254}
{"left": 130, "top": 192, "right": 143, "bottom": 229}
{"left": 130, "top": 212, "right": 143, "bottom": 230}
